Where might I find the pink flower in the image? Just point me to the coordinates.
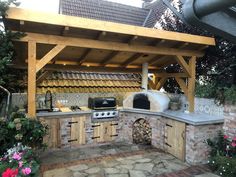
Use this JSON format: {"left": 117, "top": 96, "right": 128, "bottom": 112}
{"left": 21, "top": 167, "right": 31, "bottom": 175}
{"left": 224, "top": 135, "right": 229, "bottom": 139}
{"left": 232, "top": 142, "right": 236, "bottom": 147}
{"left": 233, "top": 137, "right": 236, "bottom": 141}
{"left": 2, "top": 168, "right": 18, "bottom": 177}
{"left": 12, "top": 152, "right": 21, "bottom": 161}
{"left": 18, "top": 161, "right": 23, "bottom": 168}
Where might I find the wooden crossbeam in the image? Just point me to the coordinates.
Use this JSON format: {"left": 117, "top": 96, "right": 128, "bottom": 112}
{"left": 27, "top": 41, "right": 36, "bottom": 118}
{"left": 36, "top": 44, "right": 65, "bottom": 73}
{"left": 155, "top": 73, "right": 188, "bottom": 78}
{"left": 149, "top": 56, "right": 166, "bottom": 65}
{"left": 156, "top": 77, "right": 167, "bottom": 90}
{"left": 175, "top": 77, "right": 188, "bottom": 97}
{"left": 175, "top": 55, "right": 191, "bottom": 76}
{"left": 18, "top": 32, "right": 205, "bottom": 57}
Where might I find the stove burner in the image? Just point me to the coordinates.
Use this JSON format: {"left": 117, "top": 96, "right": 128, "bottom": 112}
{"left": 92, "top": 110, "right": 119, "bottom": 119}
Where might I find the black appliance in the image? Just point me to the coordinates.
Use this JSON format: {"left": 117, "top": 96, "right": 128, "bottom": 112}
{"left": 88, "top": 97, "right": 118, "bottom": 120}
{"left": 133, "top": 93, "right": 150, "bottom": 110}
{"left": 88, "top": 97, "right": 116, "bottom": 110}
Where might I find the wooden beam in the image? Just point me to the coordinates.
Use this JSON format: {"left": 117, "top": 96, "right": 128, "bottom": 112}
{"left": 18, "top": 32, "right": 205, "bottom": 57}
{"left": 77, "top": 31, "right": 107, "bottom": 65}
{"left": 188, "top": 56, "right": 196, "bottom": 112}
{"left": 36, "top": 44, "right": 65, "bottom": 73}
{"left": 156, "top": 77, "right": 167, "bottom": 90}
{"left": 96, "top": 35, "right": 141, "bottom": 66}
{"left": 149, "top": 56, "right": 166, "bottom": 65}
{"left": 175, "top": 77, "right": 188, "bottom": 97}
{"left": 155, "top": 73, "right": 188, "bottom": 78}
{"left": 27, "top": 41, "right": 36, "bottom": 118}
{"left": 61, "top": 26, "right": 69, "bottom": 36}
{"left": 175, "top": 56, "right": 191, "bottom": 76}
{"left": 148, "top": 78, "right": 156, "bottom": 89}
{"left": 6, "top": 7, "right": 216, "bottom": 46}
{"left": 12, "top": 63, "right": 159, "bottom": 73}
{"left": 36, "top": 71, "right": 53, "bottom": 84}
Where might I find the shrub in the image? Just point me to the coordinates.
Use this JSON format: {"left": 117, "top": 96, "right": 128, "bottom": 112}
{"left": 0, "top": 111, "right": 48, "bottom": 155}
{"left": 207, "top": 131, "right": 236, "bottom": 177}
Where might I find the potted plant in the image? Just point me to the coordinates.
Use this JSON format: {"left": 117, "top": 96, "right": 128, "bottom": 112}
{"left": 169, "top": 95, "right": 181, "bottom": 111}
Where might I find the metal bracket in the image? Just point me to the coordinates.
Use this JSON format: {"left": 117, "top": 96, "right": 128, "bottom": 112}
{"left": 68, "top": 139, "right": 77, "bottom": 142}
{"left": 110, "top": 134, "right": 118, "bottom": 137}
{"left": 92, "top": 125, "right": 101, "bottom": 128}
{"left": 166, "top": 123, "right": 173, "bottom": 128}
{"left": 165, "top": 143, "right": 172, "bottom": 147}
{"left": 92, "top": 136, "right": 100, "bottom": 139}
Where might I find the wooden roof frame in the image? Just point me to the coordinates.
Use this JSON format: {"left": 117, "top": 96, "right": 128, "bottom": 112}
{"left": 4, "top": 8, "right": 216, "bottom": 116}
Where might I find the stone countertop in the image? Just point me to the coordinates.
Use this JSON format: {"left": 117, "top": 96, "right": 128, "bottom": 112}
{"left": 120, "top": 108, "right": 224, "bottom": 125}
{"left": 37, "top": 110, "right": 92, "bottom": 118}
{"left": 37, "top": 108, "right": 224, "bottom": 125}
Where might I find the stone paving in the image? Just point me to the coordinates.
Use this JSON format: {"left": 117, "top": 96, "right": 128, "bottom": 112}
{"left": 40, "top": 143, "right": 219, "bottom": 177}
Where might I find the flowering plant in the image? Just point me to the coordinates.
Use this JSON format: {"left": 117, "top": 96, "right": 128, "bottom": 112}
{"left": 0, "top": 144, "right": 40, "bottom": 177}
{"left": 207, "top": 131, "right": 236, "bottom": 177}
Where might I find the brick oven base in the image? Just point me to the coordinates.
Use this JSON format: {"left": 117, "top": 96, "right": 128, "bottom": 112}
{"left": 118, "top": 110, "right": 223, "bottom": 165}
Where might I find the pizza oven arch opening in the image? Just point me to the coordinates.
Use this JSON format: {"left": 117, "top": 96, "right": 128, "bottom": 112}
{"left": 133, "top": 93, "right": 150, "bottom": 110}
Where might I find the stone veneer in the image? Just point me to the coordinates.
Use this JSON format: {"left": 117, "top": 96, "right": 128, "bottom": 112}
{"left": 118, "top": 111, "right": 223, "bottom": 165}
{"left": 223, "top": 104, "right": 236, "bottom": 139}
{"left": 185, "top": 123, "right": 223, "bottom": 164}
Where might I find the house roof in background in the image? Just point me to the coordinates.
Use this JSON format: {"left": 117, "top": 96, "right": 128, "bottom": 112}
{"left": 59, "top": 0, "right": 166, "bottom": 27}
{"left": 37, "top": 71, "right": 142, "bottom": 93}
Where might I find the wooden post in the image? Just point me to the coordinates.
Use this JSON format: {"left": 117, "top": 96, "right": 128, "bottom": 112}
{"left": 27, "top": 41, "right": 36, "bottom": 118}
{"left": 188, "top": 56, "right": 196, "bottom": 112}
{"left": 142, "top": 62, "right": 148, "bottom": 91}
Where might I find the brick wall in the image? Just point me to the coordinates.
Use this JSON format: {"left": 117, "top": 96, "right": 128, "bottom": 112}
{"left": 223, "top": 104, "right": 236, "bottom": 139}
{"left": 186, "top": 123, "right": 223, "bottom": 164}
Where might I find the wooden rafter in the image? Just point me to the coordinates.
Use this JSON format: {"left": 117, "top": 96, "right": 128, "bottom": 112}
{"left": 18, "top": 32, "right": 205, "bottom": 57}
{"left": 121, "top": 53, "right": 143, "bottom": 66}
{"left": 100, "top": 35, "right": 140, "bottom": 66}
{"left": 36, "top": 44, "right": 65, "bottom": 72}
{"left": 155, "top": 73, "right": 188, "bottom": 78}
{"left": 78, "top": 31, "right": 106, "bottom": 65}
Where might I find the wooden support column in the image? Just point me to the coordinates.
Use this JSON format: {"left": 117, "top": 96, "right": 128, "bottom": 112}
{"left": 28, "top": 41, "right": 36, "bottom": 118}
{"left": 156, "top": 77, "right": 167, "bottom": 90}
{"left": 188, "top": 56, "right": 196, "bottom": 112}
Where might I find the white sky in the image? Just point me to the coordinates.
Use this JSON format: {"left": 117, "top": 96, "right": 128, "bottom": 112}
{"left": 18, "top": 0, "right": 143, "bottom": 13}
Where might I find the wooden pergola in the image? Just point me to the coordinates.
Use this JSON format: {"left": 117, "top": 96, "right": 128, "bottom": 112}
{"left": 4, "top": 8, "right": 216, "bottom": 117}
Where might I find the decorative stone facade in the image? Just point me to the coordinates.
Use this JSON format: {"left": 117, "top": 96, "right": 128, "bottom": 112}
{"left": 223, "top": 104, "right": 236, "bottom": 139}
{"left": 118, "top": 112, "right": 163, "bottom": 148}
{"left": 185, "top": 123, "right": 223, "bottom": 164}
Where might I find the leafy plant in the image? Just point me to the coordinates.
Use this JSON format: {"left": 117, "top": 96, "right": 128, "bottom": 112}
{"left": 207, "top": 131, "right": 236, "bottom": 177}
{"left": 224, "top": 85, "right": 236, "bottom": 105}
{"left": 0, "top": 144, "right": 40, "bottom": 176}
{"left": 0, "top": 111, "right": 48, "bottom": 155}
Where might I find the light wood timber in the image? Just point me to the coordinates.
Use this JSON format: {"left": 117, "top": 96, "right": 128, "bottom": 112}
{"left": 148, "top": 78, "right": 156, "bottom": 89}
{"left": 188, "top": 56, "right": 196, "bottom": 112}
{"left": 156, "top": 77, "right": 167, "bottom": 90}
{"left": 175, "top": 56, "right": 191, "bottom": 77}
{"left": 175, "top": 77, "right": 188, "bottom": 97}
{"left": 27, "top": 40, "right": 36, "bottom": 118}
{"left": 17, "top": 32, "right": 205, "bottom": 57}
{"left": 6, "top": 8, "right": 215, "bottom": 46}
{"left": 155, "top": 73, "right": 188, "bottom": 78}
{"left": 70, "top": 116, "right": 86, "bottom": 146}
{"left": 122, "top": 53, "right": 143, "bottom": 66}
{"left": 36, "top": 44, "right": 65, "bottom": 72}
{"left": 11, "top": 63, "right": 159, "bottom": 73}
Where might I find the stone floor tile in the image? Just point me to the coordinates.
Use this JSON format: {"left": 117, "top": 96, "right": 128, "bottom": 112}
{"left": 134, "top": 163, "right": 154, "bottom": 172}
{"left": 129, "top": 170, "right": 146, "bottom": 177}
{"left": 104, "top": 168, "right": 120, "bottom": 174}
{"left": 85, "top": 167, "right": 101, "bottom": 174}
{"left": 68, "top": 164, "right": 89, "bottom": 171}
{"left": 106, "top": 174, "right": 129, "bottom": 177}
